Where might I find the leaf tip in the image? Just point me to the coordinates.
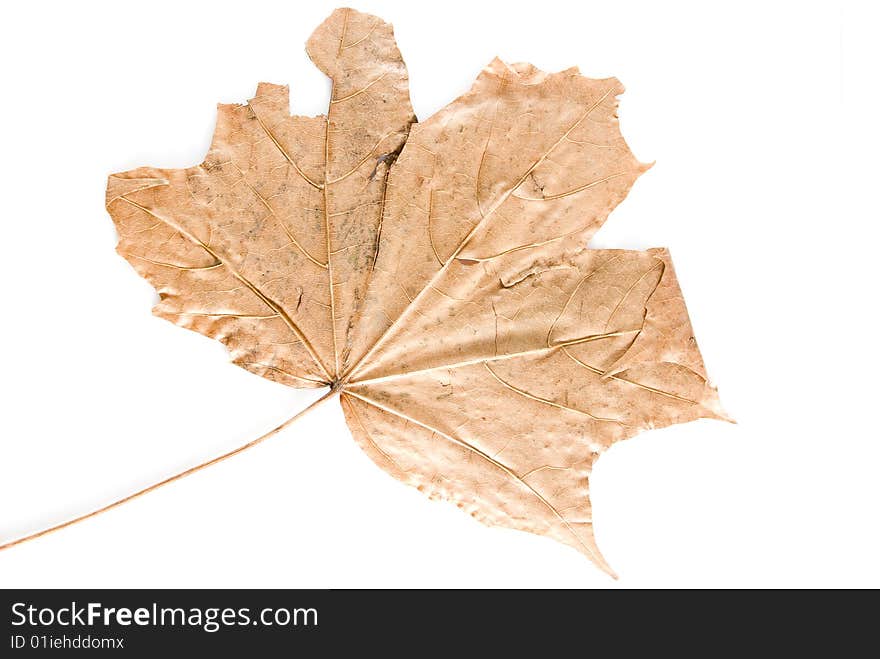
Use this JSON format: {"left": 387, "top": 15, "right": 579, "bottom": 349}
{"left": 593, "top": 553, "right": 619, "bottom": 580}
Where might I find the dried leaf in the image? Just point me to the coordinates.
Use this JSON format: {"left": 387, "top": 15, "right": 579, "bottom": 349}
{"left": 100, "top": 8, "right": 725, "bottom": 575}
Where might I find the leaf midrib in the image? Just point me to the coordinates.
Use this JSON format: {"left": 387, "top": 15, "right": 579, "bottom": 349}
{"left": 118, "top": 196, "right": 332, "bottom": 382}
{"left": 338, "top": 85, "right": 617, "bottom": 385}
{"left": 343, "top": 389, "right": 615, "bottom": 575}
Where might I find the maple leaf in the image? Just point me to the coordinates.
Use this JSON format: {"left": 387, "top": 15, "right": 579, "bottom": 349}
{"left": 3, "top": 8, "right": 726, "bottom": 577}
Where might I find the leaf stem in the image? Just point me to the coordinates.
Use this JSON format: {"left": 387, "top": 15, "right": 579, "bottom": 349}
{"left": 0, "top": 387, "right": 339, "bottom": 553}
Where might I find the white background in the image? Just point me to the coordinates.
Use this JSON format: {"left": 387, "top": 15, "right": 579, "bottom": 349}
{"left": 0, "top": 0, "right": 876, "bottom": 588}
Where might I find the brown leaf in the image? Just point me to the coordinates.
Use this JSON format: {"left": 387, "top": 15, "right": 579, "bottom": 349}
{"left": 101, "top": 9, "right": 724, "bottom": 575}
